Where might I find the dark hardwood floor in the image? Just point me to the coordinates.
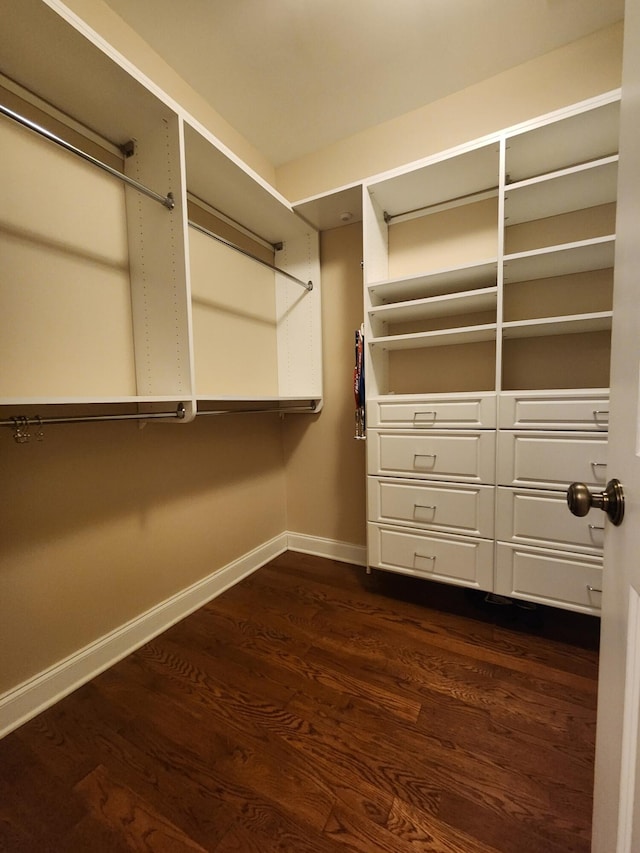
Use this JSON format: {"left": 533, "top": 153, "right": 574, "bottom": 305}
{"left": 0, "top": 552, "right": 600, "bottom": 852}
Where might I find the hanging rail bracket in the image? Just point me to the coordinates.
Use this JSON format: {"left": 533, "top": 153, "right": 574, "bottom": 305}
{"left": 121, "top": 139, "right": 136, "bottom": 159}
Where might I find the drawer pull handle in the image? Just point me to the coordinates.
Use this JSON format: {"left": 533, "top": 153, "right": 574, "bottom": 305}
{"left": 414, "top": 453, "right": 437, "bottom": 467}
{"left": 591, "top": 462, "right": 607, "bottom": 468}
{"left": 593, "top": 410, "right": 609, "bottom": 416}
{"left": 414, "top": 504, "right": 436, "bottom": 518}
{"left": 413, "top": 411, "right": 437, "bottom": 425}
{"left": 587, "top": 585, "right": 603, "bottom": 593}
{"left": 588, "top": 524, "right": 605, "bottom": 531}
{"left": 415, "top": 553, "right": 436, "bottom": 564}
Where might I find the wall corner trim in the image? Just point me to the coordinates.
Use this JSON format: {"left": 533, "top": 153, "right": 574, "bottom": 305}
{"left": 0, "top": 533, "right": 288, "bottom": 739}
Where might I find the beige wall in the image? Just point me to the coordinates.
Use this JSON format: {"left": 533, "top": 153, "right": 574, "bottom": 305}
{"left": 283, "top": 223, "right": 367, "bottom": 546}
{"left": 276, "top": 23, "right": 624, "bottom": 202}
{"left": 0, "top": 415, "right": 287, "bottom": 693}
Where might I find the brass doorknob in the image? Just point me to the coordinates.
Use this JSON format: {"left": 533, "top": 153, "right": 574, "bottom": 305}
{"left": 567, "top": 478, "right": 625, "bottom": 526}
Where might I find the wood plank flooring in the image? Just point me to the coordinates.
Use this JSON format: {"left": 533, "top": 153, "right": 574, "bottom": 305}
{"left": 0, "top": 552, "right": 600, "bottom": 852}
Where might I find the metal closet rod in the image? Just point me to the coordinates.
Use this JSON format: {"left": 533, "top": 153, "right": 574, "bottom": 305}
{"left": 0, "top": 103, "right": 175, "bottom": 210}
{"left": 196, "top": 402, "right": 317, "bottom": 416}
{"left": 1, "top": 404, "right": 187, "bottom": 427}
{"left": 383, "top": 185, "right": 499, "bottom": 223}
{"left": 188, "top": 221, "right": 313, "bottom": 291}
{"left": 1, "top": 401, "right": 318, "bottom": 429}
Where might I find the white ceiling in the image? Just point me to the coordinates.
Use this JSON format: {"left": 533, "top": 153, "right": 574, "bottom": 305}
{"left": 102, "top": 0, "right": 625, "bottom": 167}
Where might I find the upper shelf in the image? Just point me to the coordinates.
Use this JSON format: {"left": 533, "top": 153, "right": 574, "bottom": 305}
{"left": 505, "top": 96, "right": 620, "bottom": 183}
{"left": 503, "top": 157, "right": 619, "bottom": 226}
{"left": 366, "top": 141, "right": 500, "bottom": 219}
{"left": 0, "top": 0, "right": 174, "bottom": 146}
{"left": 184, "top": 123, "right": 310, "bottom": 245}
{"left": 293, "top": 184, "right": 364, "bottom": 232}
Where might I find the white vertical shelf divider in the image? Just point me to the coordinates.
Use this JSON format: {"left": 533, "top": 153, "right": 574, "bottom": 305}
{"left": 275, "top": 232, "right": 323, "bottom": 402}
{"left": 124, "top": 111, "right": 196, "bottom": 418}
{"left": 494, "top": 135, "right": 507, "bottom": 438}
{"left": 362, "top": 186, "right": 390, "bottom": 400}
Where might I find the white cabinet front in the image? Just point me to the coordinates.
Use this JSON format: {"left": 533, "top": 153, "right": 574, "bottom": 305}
{"left": 499, "top": 393, "right": 609, "bottom": 431}
{"left": 368, "top": 477, "right": 494, "bottom": 537}
{"left": 496, "top": 487, "right": 604, "bottom": 554}
{"left": 369, "top": 524, "right": 493, "bottom": 590}
{"left": 370, "top": 395, "right": 496, "bottom": 429}
{"left": 496, "top": 543, "right": 603, "bottom": 614}
{"left": 498, "top": 431, "right": 608, "bottom": 490}
{"left": 368, "top": 430, "right": 495, "bottom": 483}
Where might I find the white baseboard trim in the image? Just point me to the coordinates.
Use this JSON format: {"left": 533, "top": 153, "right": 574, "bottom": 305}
{"left": 0, "top": 532, "right": 288, "bottom": 739}
{"left": 286, "top": 532, "right": 367, "bottom": 567}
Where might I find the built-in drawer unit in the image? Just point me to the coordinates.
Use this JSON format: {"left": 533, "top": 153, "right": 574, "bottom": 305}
{"left": 368, "top": 477, "right": 495, "bottom": 537}
{"left": 361, "top": 92, "right": 619, "bottom": 612}
{"left": 496, "top": 487, "right": 605, "bottom": 554}
{"left": 496, "top": 542, "right": 603, "bottom": 614}
{"left": 368, "top": 430, "right": 496, "bottom": 483}
{"left": 369, "top": 524, "right": 494, "bottom": 589}
{"left": 370, "top": 394, "right": 496, "bottom": 429}
{"left": 499, "top": 392, "right": 609, "bottom": 431}
{"left": 497, "top": 431, "right": 608, "bottom": 490}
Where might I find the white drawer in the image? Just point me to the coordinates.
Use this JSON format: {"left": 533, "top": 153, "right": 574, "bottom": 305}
{"left": 499, "top": 393, "right": 609, "bottom": 430}
{"left": 496, "top": 487, "right": 604, "bottom": 554}
{"left": 498, "top": 431, "right": 607, "bottom": 490}
{"left": 368, "top": 430, "right": 496, "bottom": 483}
{"left": 368, "top": 477, "right": 494, "bottom": 537}
{"left": 370, "top": 395, "right": 496, "bottom": 429}
{"left": 368, "top": 524, "right": 493, "bottom": 590}
{"left": 496, "top": 542, "right": 603, "bottom": 614}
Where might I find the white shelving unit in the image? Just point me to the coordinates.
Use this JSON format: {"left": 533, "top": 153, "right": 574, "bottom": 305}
{"left": 503, "top": 237, "right": 615, "bottom": 282}
{"left": 502, "top": 313, "right": 612, "bottom": 339}
{"left": 369, "top": 260, "right": 498, "bottom": 304}
{"left": 358, "top": 90, "right": 620, "bottom": 612}
{"left": 370, "top": 325, "right": 498, "bottom": 351}
{"left": 0, "top": 0, "right": 322, "bottom": 425}
{"left": 370, "top": 286, "right": 498, "bottom": 326}
{"left": 503, "top": 156, "right": 618, "bottom": 225}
